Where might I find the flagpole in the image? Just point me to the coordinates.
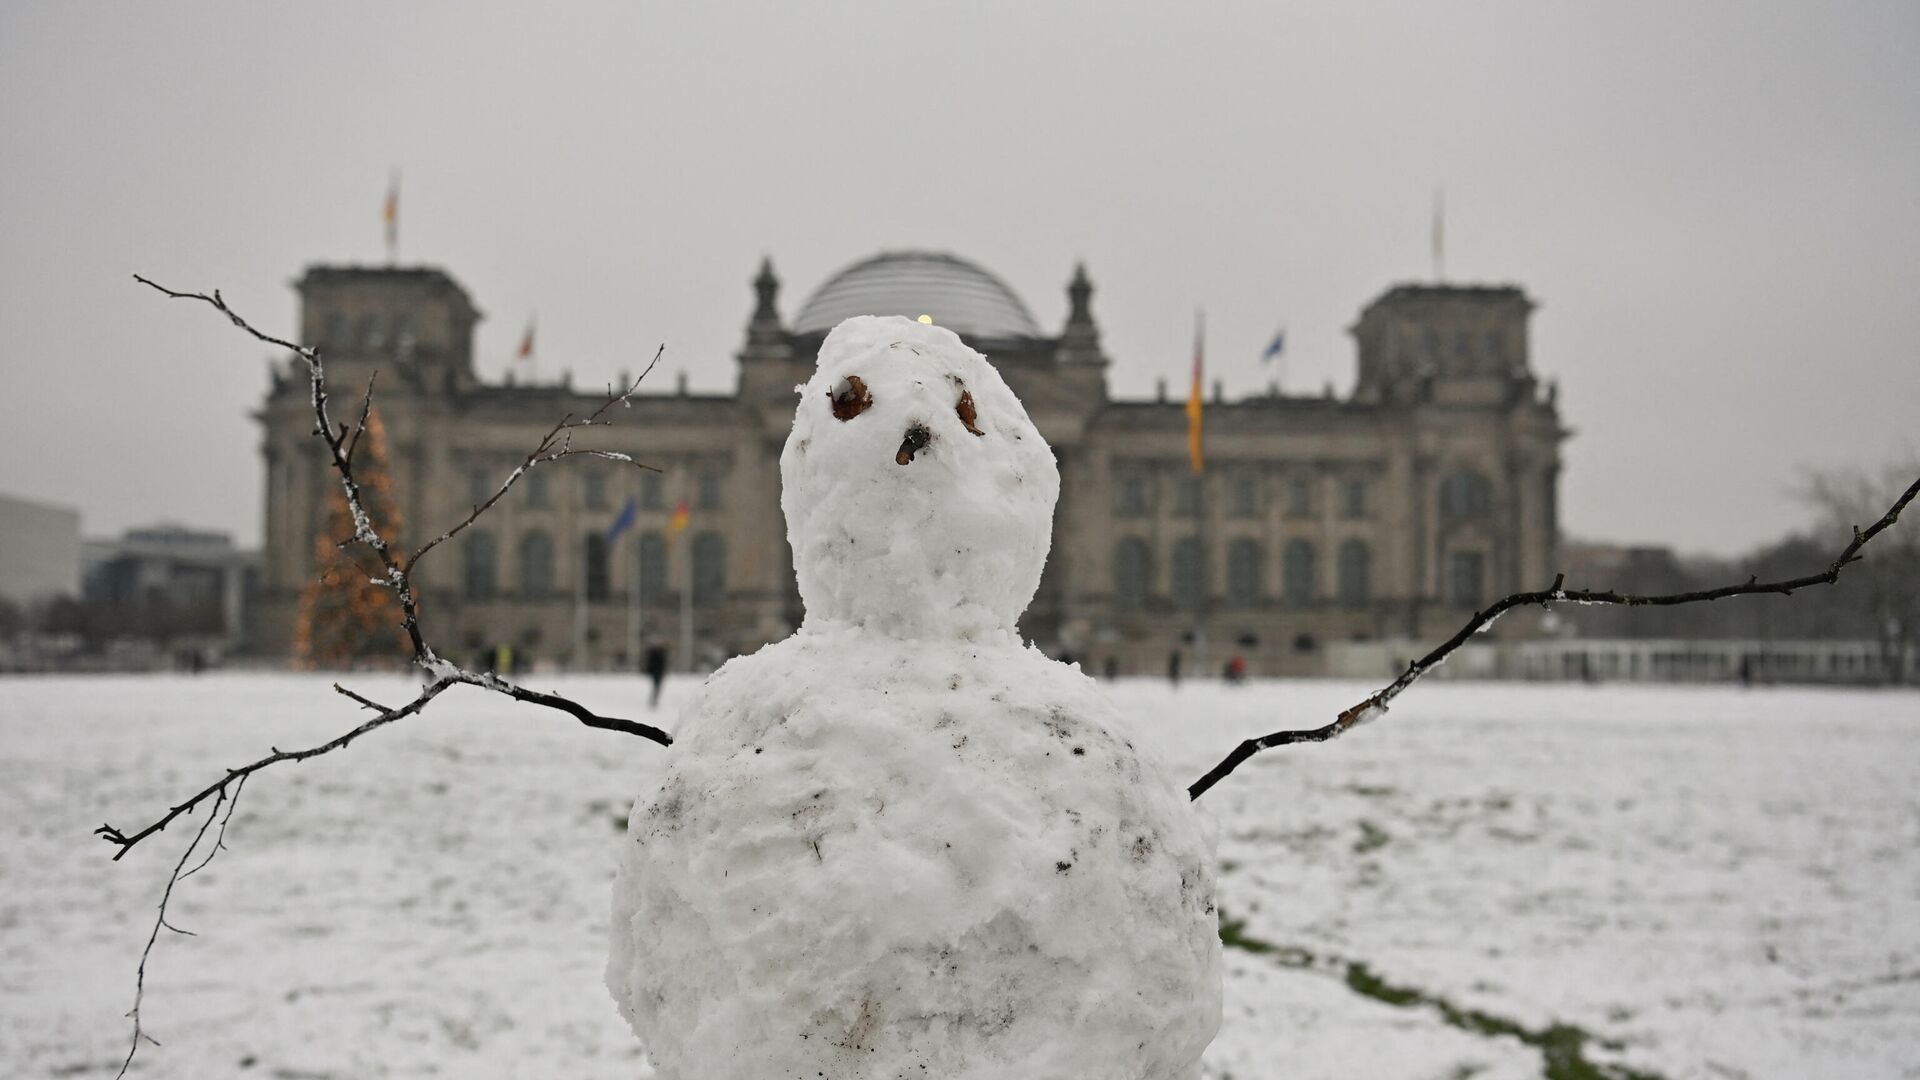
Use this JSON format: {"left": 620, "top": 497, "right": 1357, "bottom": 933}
{"left": 678, "top": 479, "right": 695, "bottom": 674}
{"left": 1192, "top": 307, "right": 1210, "bottom": 680}
{"left": 574, "top": 532, "right": 589, "bottom": 670}
{"left": 383, "top": 169, "right": 400, "bottom": 266}
{"left": 628, "top": 531, "right": 642, "bottom": 672}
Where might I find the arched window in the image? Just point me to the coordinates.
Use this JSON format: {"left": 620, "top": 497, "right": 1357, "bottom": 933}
{"left": 519, "top": 531, "right": 555, "bottom": 598}
{"left": 1447, "top": 551, "right": 1486, "bottom": 607}
{"left": 463, "top": 531, "right": 497, "bottom": 600}
{"left": 1113, "top": 537, "right": 1152, "bottom": 609}
{"left": 1439, "top": 469, "right": 1492, "bottom": 518}
{"left": 1114, "top": 472, "right": 1149, "bottom": 517}
{"left": 1337, "top": 539, "right": 1371, "bottom": 606}
{"left": 1230, "top": 476, "right": 1259, "bottom": 518}
{"left": 1282, "top": 539, "right": 1317, "bottom": 606}
{"left": 1225, "top": 538, "right": 1262, "bottom": 607}
{"left": 583, "top": 533, "right": 610, "bottom": 601}
{"left": 1171, "top": 536, "right": 1204, "bottom": 610}
{"left": 692, "top": 532, "right": 726, "bottom": 607}
{"left": 638, "top": 532, "right": 667, "bottom": 599}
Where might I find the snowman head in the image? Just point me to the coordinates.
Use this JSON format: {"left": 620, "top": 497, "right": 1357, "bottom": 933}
{"left": 780, "top": 316, "right": 1059, "bottom": 639}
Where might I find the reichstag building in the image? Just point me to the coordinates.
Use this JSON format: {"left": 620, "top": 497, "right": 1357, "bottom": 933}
{"left": 255, "top": 252, "right": 1565, "bottom": 675}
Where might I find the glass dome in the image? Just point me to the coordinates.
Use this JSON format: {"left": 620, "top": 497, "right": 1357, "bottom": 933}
{"left": 792, "top": 251, "right": 1040, "bottom": 339}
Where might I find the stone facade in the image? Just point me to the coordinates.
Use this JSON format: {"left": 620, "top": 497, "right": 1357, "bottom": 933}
{"left": 256, "top": 255, "right": 1565, "bottom": 675}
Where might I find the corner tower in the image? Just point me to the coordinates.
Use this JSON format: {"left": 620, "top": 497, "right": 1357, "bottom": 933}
{"left": 1349, "top": 284, "right": 1536, "bottom": 407}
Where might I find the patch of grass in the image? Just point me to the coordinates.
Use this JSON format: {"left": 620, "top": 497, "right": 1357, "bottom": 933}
{"left": 1218, "top": 915, "right": 1275, "bottom": 956}
{"left": 1225, "top": 914, "right": 1666, "bottom": 1080}
{"left": 1354, "top": 819, "right": 1392, "bottom": 854}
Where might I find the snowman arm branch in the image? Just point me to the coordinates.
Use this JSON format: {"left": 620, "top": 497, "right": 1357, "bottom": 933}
{"left": 132, "top": 275, "right": 667, "bottom": 736}
{"left": 1188, "top": 471, "right": 1920, "bottom": 801}
{"left": 405, "top": 346, "right": 664, "bottom": 573}
{"left": 112, "top": 278, "right": 665, "bottom": 1076}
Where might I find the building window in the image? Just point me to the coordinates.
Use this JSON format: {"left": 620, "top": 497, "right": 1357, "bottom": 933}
{"left": 519, "top": 531, "right": 555, "bottom": 598}
{"left": 1115, "top": 473, "right": 1149, "bottom": 517}
{"left": 392, "top": 313, "right": 415, "bottom": 353}
{"left": 1337, "top": 539, "right": 1371, "bottom": 606}
{"left": 1342, "top": 479, "right": 1367, "bottom": 519}
{"left": 1225, "top": 538, "right": 1262, "bottom": 607}
{"left": 1173, "top": 475, "right": 1202, "bottom": 516}
{"left": 697, "top": 468, "right": 723, "bottom": 511}
{"left": 1285, "top": 476, "right": 1314, "bottom": 518}
{"left": 1447, "top": 551, "right": 1485, "bottom": 607}
{"left": 638, "top": 532, "right": 667, "bottom": 598}
{"left": 525, "top": 470, "right": 550, "bottom": 509}
{"left": 1230, "top": 476, "right": 1259, "bottom": 518}
{"left": 358, "top": 314, "right": 383, "bottom": 349}
{"left": 463, "top": 531, "right": 497, "bottom": 600}
{"left": 1170, "top": 536, "right": 1204, "bottom": 609}
{"left": 468, "top": 467, "right": 493, "bottom": 506}
{"left": 1439, "top": 469, "right": 1491, "bottom": 518}
{"left": 1113, "top": 537, "right": 1152, "bottom": 609}
{"left": 639, "top": 470, "right": 665, "bottom": 510}
{"left": 584, "top": 471, "right": 608, "bottom": 510}
{"left": 692, "top": 532, "right": 726, "bottom": 607}
{"left": 1454, "top": 330, "right": 1476, "bottom": 371}
{"left": 584, "top": 533, "right": 610, "bottom": 601}
{"left": 1282, "top": 539, "right": 1317, "bottom": 606}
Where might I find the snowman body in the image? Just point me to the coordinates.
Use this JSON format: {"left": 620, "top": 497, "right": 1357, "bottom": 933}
{"left": 608, "top": 317, "right": 1222, "bottom": 1080}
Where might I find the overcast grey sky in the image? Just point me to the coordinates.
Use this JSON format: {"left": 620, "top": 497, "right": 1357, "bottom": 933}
{"left": 1, "top": 1, "right": 1915, "bottom": 555}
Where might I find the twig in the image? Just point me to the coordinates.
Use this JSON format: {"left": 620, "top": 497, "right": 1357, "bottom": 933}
{"left": 95, "top": 680, "right": 450, "bottom": 859}
{"left": 405, "top": 349, "right": 664, "bottom": 575}
{"left": 180, "top": 773, "right": 246, "bottom": 881}
{"left": 102, "top": 276, "right": 674, "bottom": 1075}
{"left": 342, "top": 372, "right": 377, "bottom": 468}
{"left": 112, "top": 785, "right": 227, "bottom": 1080}
{"left": 126, "top": 273, "right": 670, "bottom": 752}
{"left": 1188, "top": 472, "right": 1920, "bottom": 800}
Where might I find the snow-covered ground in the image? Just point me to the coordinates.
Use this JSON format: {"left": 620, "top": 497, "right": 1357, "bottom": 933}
{"left": 2, "top": 673, "right": 1915, "bottom": 1079}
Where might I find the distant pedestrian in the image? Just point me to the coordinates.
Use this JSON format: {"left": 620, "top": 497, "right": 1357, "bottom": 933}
{"left": 1168, "top": 650, "right": 1182, "bottom": 688}
{"left": 644, "top": 643, "right": 669, "bottom": 709}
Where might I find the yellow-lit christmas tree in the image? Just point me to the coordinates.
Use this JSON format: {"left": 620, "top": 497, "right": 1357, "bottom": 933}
{"left": 294, "top": 409, "right": 410, "bottom": 667}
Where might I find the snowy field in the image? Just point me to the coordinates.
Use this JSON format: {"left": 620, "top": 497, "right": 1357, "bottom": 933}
{"left": 2, "top": 673, "right": 1916, "bottom": 1079}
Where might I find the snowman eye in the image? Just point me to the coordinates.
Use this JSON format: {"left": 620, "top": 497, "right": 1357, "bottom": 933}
{"left": 955, "top": 389, "right": 985, "bottom": 436}
{"left": 828, "top": 375, "right": 872, "bottom": 421}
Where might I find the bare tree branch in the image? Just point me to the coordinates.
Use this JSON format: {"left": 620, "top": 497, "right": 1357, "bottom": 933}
{"left": 403, "top": 351, "right": 662, "bottom": 575}
{"left": 96, "top": 680, "right": 451, "bottom": 859}
{"left": 111, "top": 783, "right": 228, "bottom": 1080}
{"left": 1188, "top": 472, "right": 1920, "bottom": 801}
{"left": 126, "top": 273, "right": 671, "bottom": 747}
{"left": 101, "top": 276, "right": 674, "bottom": 1075}
{"left": 342, "top": 371, "right": 377, "bottom": 469}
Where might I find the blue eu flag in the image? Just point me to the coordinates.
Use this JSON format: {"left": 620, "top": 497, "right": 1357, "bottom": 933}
{"left": 606, "top": 496, "right": 637, "bottom": 543}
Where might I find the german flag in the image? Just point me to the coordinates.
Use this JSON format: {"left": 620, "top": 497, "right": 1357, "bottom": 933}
{"left": 1186, "top": 310, "right": 1205, "bottom": 474}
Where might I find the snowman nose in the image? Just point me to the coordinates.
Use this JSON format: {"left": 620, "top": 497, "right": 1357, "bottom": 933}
{"left": 895, "top": 423, "right": 931, "bottom": 465}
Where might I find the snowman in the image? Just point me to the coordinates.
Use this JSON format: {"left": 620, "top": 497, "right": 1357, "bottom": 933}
{"left": 607, "top": 316, "right": 1222, "bottom": 1080}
